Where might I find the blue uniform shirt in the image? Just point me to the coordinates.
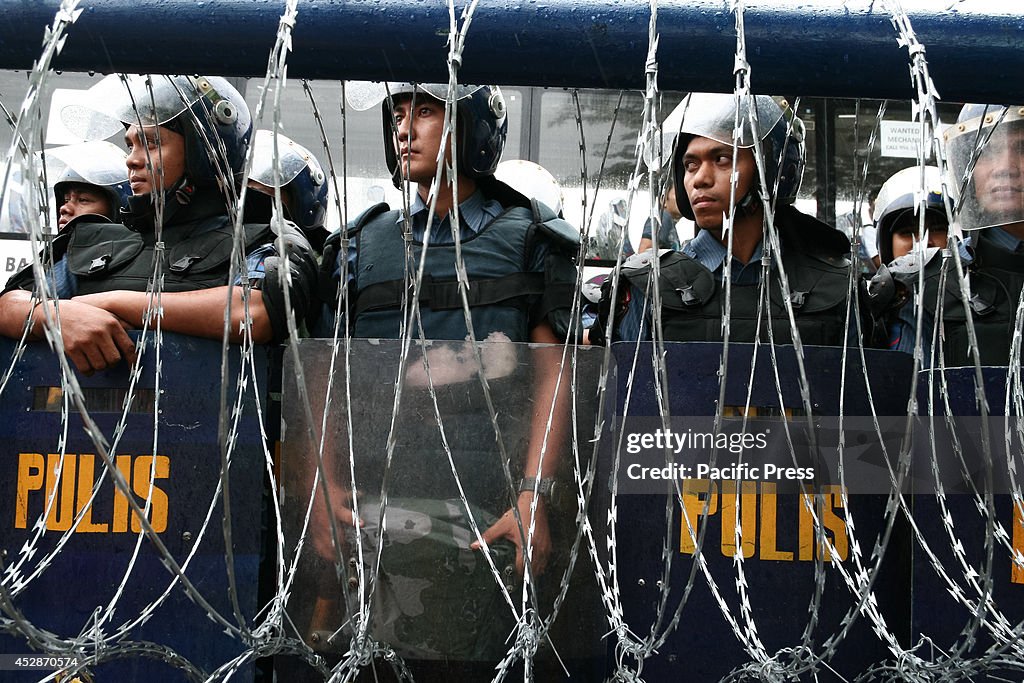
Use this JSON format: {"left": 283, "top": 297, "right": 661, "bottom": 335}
{"left": 983, "top": 226, "right": 1024, "bottom": 253}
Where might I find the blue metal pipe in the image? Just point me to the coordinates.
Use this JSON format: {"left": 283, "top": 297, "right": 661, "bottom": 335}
{"left": 0, "top": 0, "right": 1021, "bottom": 102}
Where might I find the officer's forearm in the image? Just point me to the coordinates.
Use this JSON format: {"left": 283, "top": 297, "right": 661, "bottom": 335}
{"left": 524, "top": 321, "right": 569, "bottom": 485}
{"left": 0, "top": 289, "right": 48, "bottom": 340}
{"left": 76, "top": 288, "right": 273, "bottom": 343}
{"left": 162, "top": 288, "right": 273, "bottom": 343}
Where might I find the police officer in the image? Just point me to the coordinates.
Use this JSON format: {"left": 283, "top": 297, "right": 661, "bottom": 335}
{"left": 321, "top": 82, "right": 578, "bottom": 344}
{"left": 867, "top": 104, "right": 1024, "bottom": 365}
{"left": 0, "top": 75, "right": 318, "bottom": 373}
{"left": 863, "top": 165, "right": 953, "bottom": 353}
{"left": 316, "top": 82, "right": 578, "bottom": 671}
{"left": 636, "top": 182, "right": 683, "bottom": 253}
{"left": 875, "top": 166, "right": 949, "bottom": 265}
{"left": 593, "top": 92, "right": 851, "bottom": 346}
{"left": 47, "top": 140, "right": 131, "bottom": 232}
{"left": 248, "top": 129, "right": 330, "bottom": 254}
{"left": 940, "top": 103, "right": 1024, "bottom": 364}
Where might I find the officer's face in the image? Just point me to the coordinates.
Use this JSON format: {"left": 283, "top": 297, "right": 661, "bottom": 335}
{"left": 664, "top": 184, "right": 682, "bottom": 221}
{"left": 972, "top": 124, "right": 1024, "bottom": 221}
{"left": 125, "top": 124, "right": 186, "bottom": 196}
{"left": 247, "top": 179, "right": 295, "bottom": 219}
{"left": 391, "top": 95, "right": 450, "bottom": 185}
{"left": 890, "top": 210, "right": 948, "bottom": 260}
{"left": 58, "top": 184, "right": 112, "bottom": 230}
{"left": 681, "top": 136, "right": 756, "bottom": 231}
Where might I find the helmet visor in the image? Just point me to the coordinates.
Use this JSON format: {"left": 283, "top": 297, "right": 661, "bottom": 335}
{"left": 60, "top": 74, "right": 208, "bottom": 141}
{"left": 46, "top": 140, "right": 128, "bottom": 188}
{"left": 676, "top": 92, "right": 786, "bottom": 147}
{"left": 249, "top": 130, "right": 320, "bottom": 187}
{"left": 345, "top": 81, "right": 484, "bottom": 112}
{"left": 945, "top": 105, "right": 1024, "bottom": 231}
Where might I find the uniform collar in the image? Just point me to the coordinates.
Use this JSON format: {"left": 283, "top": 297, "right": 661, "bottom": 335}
{"left": 400, "top": 189, "right": 500, "bottom": 243}
{"left": 983, "top": 226, "right": 1024, "bottom": 253}
{"left": 684, "top": 228, "right": 769, "bottom": 273}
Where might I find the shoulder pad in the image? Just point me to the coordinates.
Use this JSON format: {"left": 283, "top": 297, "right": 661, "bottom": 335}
{"left": 63, "top": 213, "right": 113, "bottom": 232}
{"left": 165, "top": 222, "right": 269, "bottom": 275}
{"left": 66, "top": 222, "right": 143, "bottom": 278}
{"left": 534, "top": 214, "right": 581, "bottom": 250}
{"left": 620, "top": 249, "right": 716, "bottom": 309}
{"left": 621, "top": 248, "right": 673, "bottom": 273}
{"left": 3, "top": 231, "right": 74, "bottom": 294}
{"left": 525, "top": 198, "right": 580, "bottom": 250}
{"left": 655, "top": 251, "right": 716, "bottom": 309}
{"left": 346, "top": 202, "right": 391, "bottom": 239}
{"left": 805, "top": 250, "right": 852, "bottom": 269}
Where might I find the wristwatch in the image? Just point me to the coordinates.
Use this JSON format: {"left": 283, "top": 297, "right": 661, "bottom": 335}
{"left": 519, "top": 477, "right": 557, "bottom": 500}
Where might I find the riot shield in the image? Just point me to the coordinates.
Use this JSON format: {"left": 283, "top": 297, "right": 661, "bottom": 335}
{"left": 910, "top": 367, "right": 1024, "bottom": 680}
{"left": 601, "top": 341, "right": 915, "bottom": 681}
{"left": 278, "top": 338, "right": 607, "bottom": 680}
{"left": 0, "top": 333, "right": 269, "bottom": 682}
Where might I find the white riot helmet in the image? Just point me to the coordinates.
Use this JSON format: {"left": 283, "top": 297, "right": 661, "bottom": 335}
{"left": 494, "top": 160, "right": 564, "bottom": 216}
{"left": 873, "top": 165, "right": 947, "bottom": 264}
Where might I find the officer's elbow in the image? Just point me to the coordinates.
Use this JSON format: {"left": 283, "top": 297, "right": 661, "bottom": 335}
{"left": 230, "top": 290, "right": 274, "bottom": 344}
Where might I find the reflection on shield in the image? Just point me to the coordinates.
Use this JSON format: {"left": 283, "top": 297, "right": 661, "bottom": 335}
{"left": 279, "top": 338, "right": 606, "bottom": 676}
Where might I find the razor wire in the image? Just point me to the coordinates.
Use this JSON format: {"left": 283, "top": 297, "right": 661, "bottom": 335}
{"left": 1, "top": 1, "right": 1024, "bottom": 682}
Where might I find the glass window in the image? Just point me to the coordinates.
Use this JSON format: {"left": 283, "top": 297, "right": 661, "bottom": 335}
{"left": 538, "top": 88, "right": 686, "bottom": 260}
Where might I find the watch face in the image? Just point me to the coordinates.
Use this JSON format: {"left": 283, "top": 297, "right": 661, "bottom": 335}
{"left": 520, "top": 477, "right": 555, "bottom": 497}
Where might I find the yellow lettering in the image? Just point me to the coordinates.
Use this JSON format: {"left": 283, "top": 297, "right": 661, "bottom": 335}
{"left": 720, "top": 481, "right": 758, "bottom": 558}
{"left": 821, "top": 487, "right": 848, "bottom": 562}
{"left": 112, "top": 455, "right": 133, "bottom": 533}
{"left": 798, "top": 487, "right": 848, "bottom": 561}
{"left": 45, "top": 454, "right": 76, "bottom": 531}
{"left": 131, "top": 456, "right": 169, "bottom": 533}
{"left": 680, "top": 479, "right": 717, "bottom": 554}
{"left": 15, "top": 453, "right": 45, "bottom": 529}
{"left": 798, "top": 491, "right": 817, "bottom": 561}
{"left": 1013, "top": 501, "right": 1024, "bottom": 585}
{"left": 74, "top": 455, "right": 109, "bottom": 533}
{"left": 759, "top": 483, "right": 794, "bottom": 561}
{"left": 679, "top": 482, "right": 847, "bottom": 562}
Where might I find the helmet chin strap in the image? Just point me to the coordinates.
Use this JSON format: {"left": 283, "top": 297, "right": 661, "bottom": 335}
{"left": 123, "top": 176, "right": 195, "bottom": 227}
{"left": 733, "top": 187, "right": 761, "bottom": 218}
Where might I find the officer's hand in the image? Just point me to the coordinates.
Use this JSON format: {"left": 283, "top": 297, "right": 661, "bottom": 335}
{"left": 472, "top": 493, "right": 550, "bottom": 576}
{"left": 40, "top": 300, "right": 136, "bottom": 375}
{"left": 311, "top": 478, "right": 363, "bottom": 561}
